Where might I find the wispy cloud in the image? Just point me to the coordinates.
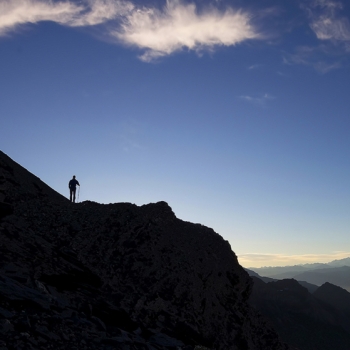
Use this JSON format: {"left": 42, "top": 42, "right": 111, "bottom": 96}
{"left": 283, "top": 45, "right": 343, "bottom": 73}
{"left": 280, "top": 0, "right": 350, "bottom": 72}
{"left": 117, "top": 119, "right": 144, "bottom": 152}
{"left": 238, "top": 93, "right": 275, "bottom": 106}
{"left": 305, "top": 0, "right": 350, "bottom": 42}
{"left": 114, "top": 0, "right": 260, "bottom": 62}
{"left": 238, "top": 251, "right": 350, "bottom": 268}
{"left": 0, "top": 0, "right": 261, "bottom": 61}
{"left": 248, "top": 64, "right": 263, "bottom": 70}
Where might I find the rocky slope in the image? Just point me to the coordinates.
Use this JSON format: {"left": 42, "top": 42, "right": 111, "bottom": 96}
{"left": 0, "top": 150, "right": 289, "bottom": 350}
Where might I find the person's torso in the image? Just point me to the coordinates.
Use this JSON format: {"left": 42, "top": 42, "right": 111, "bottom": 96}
{"left": 70, "top": 179, "right": 78, "bottom": 188}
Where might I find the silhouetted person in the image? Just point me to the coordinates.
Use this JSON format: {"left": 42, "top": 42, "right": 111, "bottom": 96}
{"left": 69, "top": 175, "right": 80, "bottom": 203}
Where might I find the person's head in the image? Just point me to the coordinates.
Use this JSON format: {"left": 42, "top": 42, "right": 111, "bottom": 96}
{"left": 73, "top": 175, "right": 76, "bottom": 179}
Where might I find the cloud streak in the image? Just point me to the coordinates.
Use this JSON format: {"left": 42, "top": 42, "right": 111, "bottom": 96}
{"left": 238, "top": 93, "right": 275, "bottom": 106}
{"left": 0, "top": 0, "right": 260, "bottom": 61}
{"left": 117, "top": 119, "right": 144, "bottom": 153}
{"left": 283, "top": 45, "right": 343, "bottom": 73}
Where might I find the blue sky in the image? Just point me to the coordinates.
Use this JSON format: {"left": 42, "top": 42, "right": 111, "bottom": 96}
{"left": 2, "top": 0, "right": 350, "bottom": 267}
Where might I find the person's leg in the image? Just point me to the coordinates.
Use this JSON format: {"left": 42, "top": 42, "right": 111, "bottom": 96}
{"left": 70, "top": 189, "right": 73, "bottom": 202}
{"left": 73, "top": 189, "right": 76, "bottom": 203}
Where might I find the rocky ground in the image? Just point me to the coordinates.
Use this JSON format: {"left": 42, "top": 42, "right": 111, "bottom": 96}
{"left": 0, "top": 151, "right": 290, "bottom": 350}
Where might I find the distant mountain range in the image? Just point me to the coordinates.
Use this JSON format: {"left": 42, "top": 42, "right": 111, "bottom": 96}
{"left": 249, "top": 277, "right": 350, "bottom": 350}
{"left": 247, "top": 258, "right": 350, "bottom": 291}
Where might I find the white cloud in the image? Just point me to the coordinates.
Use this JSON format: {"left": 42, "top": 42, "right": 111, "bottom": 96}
{"left": 113, "top": 0, "right": 261, "bottom": 61}
{"left": 0, "top": 0, "right": 261, "bottom": 61}
{"left": 0, "top": 0, "right": 82, "bottom": 36}
{"left": 0, "top": 0, "right": 133, "bottom": 36}
{"left": 67, "top": 0, "right": 134, "bottom": 27}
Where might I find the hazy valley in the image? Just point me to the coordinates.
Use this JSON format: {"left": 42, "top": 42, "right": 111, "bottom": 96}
{"left": 248, "top": 258, "right": 350, "bottom": 291}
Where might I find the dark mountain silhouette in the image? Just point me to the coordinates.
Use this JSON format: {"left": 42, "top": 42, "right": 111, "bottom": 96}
{"left": 245, "top": 269, "right": 319, "bottom": 293}
{"left": 245, "top": 269, "right": 278, "bottom": 283}
{"left": 245, "top": 269, "right": 260, "bottom": 278}
{"left": 313, "top": 282, "right": 350, "bottom": 314}
{"left": 249, "top": 277, "right": 350, "bottom": 350}
{"left": 0, "top": 151, "right": 289, "bottom": 350}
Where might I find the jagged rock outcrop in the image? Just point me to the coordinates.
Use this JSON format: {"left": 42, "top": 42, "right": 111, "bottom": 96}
{"left": 0, "top": 150, "right": 289, "bottom": 350}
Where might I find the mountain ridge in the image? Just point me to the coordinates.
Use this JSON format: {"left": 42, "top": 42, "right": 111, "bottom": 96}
{"left": 249, "top": 257, "right": 350, "bottom": 273}
{"left": 0, "top": 150, "right": 289, "bottom": 350}
{"left": 248, "top": 259, "right": 350, "bottom": 291}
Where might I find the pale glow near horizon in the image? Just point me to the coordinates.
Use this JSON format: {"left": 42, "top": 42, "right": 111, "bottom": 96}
{"left": 238, "top": 251, "right": 350, "bottom": 268}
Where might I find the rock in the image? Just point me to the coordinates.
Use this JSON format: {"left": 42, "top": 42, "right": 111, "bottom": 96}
{"left": 0, "top": 307, "right": 14, "bottom": 319}
{"left": 148, "top": 332, "right": 185, "bottom": 347}
{"left": 0, "top": 202, "right": 13, "bottom": 219}
{"left": 91, "top": 316, "right": 106, "bottom": 331}
{"left": 0, "top": 319, "right": 14, "bottom": 333}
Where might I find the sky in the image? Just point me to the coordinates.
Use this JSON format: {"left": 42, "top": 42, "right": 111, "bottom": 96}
{"left": 2, "top": 0, "right": 350, "bottom": 268}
